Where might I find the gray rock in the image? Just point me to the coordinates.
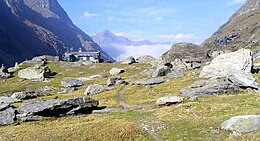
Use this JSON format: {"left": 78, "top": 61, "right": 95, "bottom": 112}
{"left": 39, "top": 86, "right": 59, "bottom": 92}
{"left": 180, "top": 78, "right": 239, "bottom": 98}
{"left": 107, "top": 76, "right": 125, "bottom": 86}
{"left": 227, "top": 71, "right": 260, "bottom": 90}
{"left": 18, "top": 64, "right": 52, "bottom": 80}
{"left": 166, "top": 71, "right": 184, "bottom": 78}
{"left": 58, "top": 87, "right": 76, "bottom": 94}
{"left": 0, "top": 97, "right": 21, "bottom": 104}
{"left": 191, "top": 62, "right": 202, "bottom": 69}
{"left": 77, "top": 75, "right": 107, "bottom": 82}
{"left": 121, "top": 56, "right": 136, "bottom": 64}
{"left": 221, "top": 115, "right": 260, "bottom": 133}
{"left": 135, "top": 78, "right": 166, "bottom": 85}
{"left": 61, "top": 78, "right": 84, "bottom": 87}
{"left": 0, "top": 64, "right": 7, "bottom": 73}
{"left": 93, "top": 108, "right": 127, "bottom": 113}
{"left": 84, "top": 84, "right": 105, "bottom": 95}
{"left": 109, "top": 68, "right": 125, "bottom": 75}
{"left": 8, "top": 62, "right": 20, "bottom": 73}
{"left": 0, "top": 104, "right": 10, "bottom": 111}
{"left": 152, "top": 65, "right": 171, "bottom": 77}
{"left": 150, "top": 58, "right": 167, "bottom": 68}
{"left": 0, "top": 72, "right": 11, "bottom": 79}
{"left": 200, "top": 49, "right": 253, "bottom": 78}
{"left": 156, "top": 96, "right": 184, "bottom": 106}
{"left": 16, "top": 114, "right": 42, "bottom": 122}
{"left": 171, "top": 59, "right": 187, "bottom": 71}
{"left": 0, "top": 108, "right": 15, "bottom": 126}
{"left": 11, "top": 92, "right": 46, "bottom": 100}
{"left": 136, "top": 55, "right": 156, "bottom": 65}
{"left": 17, "top": 97, "right": 99, "bottom": 117}
{"left": 140, "top": 70, "right": 156, "bottom": 76}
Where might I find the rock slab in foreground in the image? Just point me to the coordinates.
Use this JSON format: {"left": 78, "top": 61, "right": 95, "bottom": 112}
{"left": 135, "top": 78, "right": 165, "bottom": 85}
{"left": 0, "top": 107, "right": 15, "bottom": 126}
{"left": 17, "top": 97, "right": 99, "bottom": 117}
{"left": 156, "top": 96, "right": 184, "bottom": 106}
{"left": 221, "top": 115, "right": 260, "bottom": 133}
{"left": 200, "top": 49, "right": 253, "bottom": 78}
{"left": 180, "top": 78, "right": 239, "bottom": 98}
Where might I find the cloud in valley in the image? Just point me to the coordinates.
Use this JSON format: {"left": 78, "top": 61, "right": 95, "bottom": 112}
{"left": 83, "top": 11, "right": 102, "bottom": 18}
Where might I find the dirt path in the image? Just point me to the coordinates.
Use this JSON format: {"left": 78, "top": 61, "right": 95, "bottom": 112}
{"left": 118, "top": 85, "right": 132, "bottom": 108}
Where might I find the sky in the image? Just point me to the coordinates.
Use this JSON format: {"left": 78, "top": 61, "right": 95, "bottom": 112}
{"left": 58, "top": 0, "right": 246, "bottom": 45}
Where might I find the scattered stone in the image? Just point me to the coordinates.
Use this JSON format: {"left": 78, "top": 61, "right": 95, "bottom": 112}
{"left": 77, "top": 75, "right": 107, "bottom": 82}
{"left": 18, "top": 64, "right": 52, "bottom": 80}
{"left": 11, "top": 92, "right": 46, "bottom": 100}
{"left": 0, "top": 108, "right": 15, "bottom": 126}
{"left": 84, "top": 84, "right": 105, "bottom": 95}
{"left": 121, "top": 56, "right": 136, "bottom": 64}
{"left": 7, "top": 62, "right": 20, "bottom": 73}
{"left": 135, "top": 78, "right": 166, "bottom": 85}
{"left": 109, "top": 68, "right": 125, "bottom": 75}
{"left": 107, "top": 76, "right": 125, "bottom": 86}
{"left": 166, "top": 71, "right": 184, "bottom": 78}
{"left": 221, "top": 115, "right": 260, "bottom": 133}
{"left": 61, "top": 78, "right": 84, "bottom": 87}
{"left": 212, "top": 129, "right": 220, "bottom": 135}
{"left": 136, "top": 55, "right": 156, "bottom": 65}
{"left": 39, "top": 86, "right": 59, "bottom": 92}
{"left": 0, "top": 97, "right": 21, "bottom": 104}
{"left": 17, "top": 97, "right": 99, "bottom": 117}
{"left": 227, "top": 71, "right": 260, "bottom": 90}
{"left": 152, "top": 65, "right": 171, "bottom": 77}
{"left": 146, "top": 85, "right": 152, "bottom": 89}
{"left": 156, "top": 96, "right": 184, "bottom": 106}
{"left": 58, "top": 87, "right": 76, "bottom": 94}
{"left": 200, "top": 49, "right": 253, "bottom": 78}
{"left": 79, "top": 72, "right": 85, "bottom": 75}
{"left": 180, "top": 78, "right": 239, "bottom": 98}
{"left": 0, "top": 71, "right": 11, "bottom": 79}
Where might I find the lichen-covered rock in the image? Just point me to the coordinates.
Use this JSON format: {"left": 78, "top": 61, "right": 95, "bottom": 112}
{"left": 156, "top": 96, "right": 184, "bottom": 106}
{"left": 109, "top": 68, "right": 125, "bottom": 75}
{"left": 221, "top": 115, "right": 260, "bottom": 133}
{"left": 0, "top": 108, "right": 15, "bottom": 126}
{"left": 18, "top": 64, "right": 52, "bottom": 80}
{"left": 84, "top": 84, "right": 105, "bottom": 95}
{"left": 61, "top": 78, "right": 83, "bottom": 87}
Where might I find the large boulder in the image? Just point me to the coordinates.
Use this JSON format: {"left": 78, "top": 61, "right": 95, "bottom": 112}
{"left": 227, "top": 71, "right": 260, "bottom": 90}
{"left": 121, "top": 56, "right": 136, "bottom": 65}
{"left": 107, "top": 76, "right": 125, "bottom": 86}
{"left": 136, "top": 55, "right": 156, "bottom": 65}
{"left": 221, "top": 115, "right": 260, "bottom": 133}
{"left": 135, "top": 78, "right": 166, "bottom": 85}
{"left": 162, "top": 42, "right": 206, "bottom": 63}
{"left": 18, "top": 64, "right": 52, "bottom": 80}
{"left": 0, "top": 97, "right": 21, "bottom": 104}
{"left": 180, "top": 78, "right": 239, "bottom": 98}
{"left": 17, "top": 97, "right": 99, "bottom": 117}
{"left": 166, "top": 71, "right": 184, "bottom": 79}
{"left": 84, "top": 84, "right": 105, "bottom": 95}
{"left": 171, "top": 59, "right": 187, "bottom": 71}
{"left": 200, "top": 49, "right": 253, "bottom": 78}
{"left": 152, "top": 65, "right": 171, "bottom": 77}
{"left": 61, "top": 78, "right": 84, "bottom": 87}
{"left": 156, "top": 96, "right": 184, "bottom": 106}
{"left": 109, "top": 68, "right": 125, "bottom": 75}
{"left": 0, "top": 107, "right": 15, "bottom": 126}
{"left": 11, "top": 92, "right": 46, "bottom": 100}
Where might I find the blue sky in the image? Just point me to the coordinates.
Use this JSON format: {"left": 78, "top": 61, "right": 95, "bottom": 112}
{"left": 58, "top": 0, "right": 246, "bottom": 44}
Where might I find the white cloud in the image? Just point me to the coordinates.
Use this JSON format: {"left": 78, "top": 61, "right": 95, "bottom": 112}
{"left": 155, "top": 16, "right": 163, "bottom": 21}
{"left": 83, "top": 11, "right": 101, "bottom": 18}
{"left": 108, "top": 17, "right": 115, "bottom": 22}
{"left": 227, "top": 0, "right": 246, "bottom": 6}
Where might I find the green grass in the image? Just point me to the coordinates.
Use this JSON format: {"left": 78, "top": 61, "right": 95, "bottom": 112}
{"left": 0, "top": 61, "right": 259, "bottom": 141}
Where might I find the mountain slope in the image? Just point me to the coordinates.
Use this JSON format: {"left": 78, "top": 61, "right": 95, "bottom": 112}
{"left": 202, "top": 0, "right": 260, "bottom": 56}
{"left": 0, "top": 0, "right": 114, "bottom": 67}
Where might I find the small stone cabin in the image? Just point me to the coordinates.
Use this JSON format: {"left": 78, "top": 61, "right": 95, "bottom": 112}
{"left": 64, "top": 48, "right": 101, "bottom": 63}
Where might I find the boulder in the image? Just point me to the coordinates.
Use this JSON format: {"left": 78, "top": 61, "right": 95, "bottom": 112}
{"left": 107, "top": 76, "right": 125, "bottom": 86}
{"left": 77, "top": 75, "right": 107, "bottom": 82}
{"left": 121, "top": 56, "right": 136, "bottom": 64}
{"left": 58, "top": 87, "right": 76, "bottom": 94}
{"left": 0, "top": 97, "right": 21, "bottom": 104}
{"left": 156, "top": 96, "right": 184, "bottom": 106}
{"left": 32, "top": 55, "right": 59, "bottom": 62}
{"left": 109, "top": 68, "right": 125, "bottom": 75}
{"left": 221, "top": 115, "right": 260, "bottom": 133}
{"left": 166, "top": 71, "right": 184, "bottom": 78}
{"left": 180, "top": 78, "right": 239, "bottom": 98}
{"left": 11, "top": 92, "right": 46, "bottom": 100}
{"left": 200, "top": 49, "right": 253, "bottom": 78}
{"left": 0, "top": 108, "right": 15, "bottom": 126}
{"left": 171, "top": 59, "right": 187, "bottom": 71}
{"left": 61, "top": 78, "right": 84, "bottom": 87}
{"left": 162, "top": 42, "right": 206, "bottom": 63}
{"left": 39, "top": 86, "right": 59, "bottom": 92}
{"left": 0, "top": 72, "right": 11, "bottom": 79}
{"left": 18, "top": 64, "right": 52, "bottom": 80}
{"left": 152, "top": 65, "right": 171, "bottom": 77}
{"left": 136, "top": 55, "right": 156, "bottom": 65}
{"left": 150, "top": 58, "right": 167, "bottom": 68}
{"left": 16, "top": 97, "right": 99, "bottom": 117}
{"left": 84, "top": 84, "right": 105, "bottom": 95}
{"left": 227, "top": 71, "right": 260, "bottom": 90}
{"left": 140, "top": 70, "right": 156, "bottom": 76}
{"left": 7, "top": 62, "right": 20, "bottom": 73}
{"left": 135, "top": 78, "right": 166, "bottom": 85}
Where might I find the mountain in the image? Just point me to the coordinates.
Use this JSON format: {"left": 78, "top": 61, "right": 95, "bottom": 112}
{"left": 0, "top": 0, "right": 114, "bottom": 67}
{"left": 202, "top": 0, "right": 260, "bottom": 57}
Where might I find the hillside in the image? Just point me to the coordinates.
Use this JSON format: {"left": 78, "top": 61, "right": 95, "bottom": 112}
{"left": 202, "top": 0, "right": 260, "bottom": 56}
{"left": 0, "top": 0, "right": 114, "bottom": 67}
